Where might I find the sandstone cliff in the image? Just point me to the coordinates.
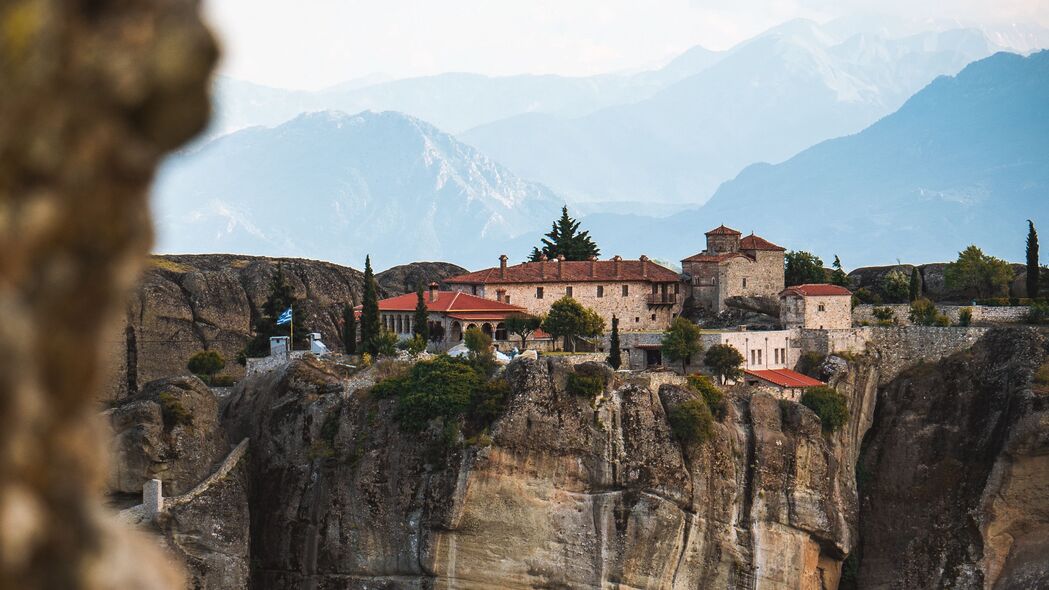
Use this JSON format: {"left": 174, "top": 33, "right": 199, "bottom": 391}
{"left": 107, "top": 255, "right": 466, "bottom": 400}
{"left": 850, "top": 328, "right": 1049, "bottom": 589}
{"left": 221, "top": 355, "right": 874, "bottom": 589}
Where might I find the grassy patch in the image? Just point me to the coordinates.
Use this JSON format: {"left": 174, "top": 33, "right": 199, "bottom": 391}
{"left": 148, "top": 257, "right": 191, "bottom": 273}
{"left": 158, "top": 392, "right": 192, "bottom": 430}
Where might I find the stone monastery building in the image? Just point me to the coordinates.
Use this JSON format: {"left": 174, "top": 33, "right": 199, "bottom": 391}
{"left": 681, "top": 225, "right": 786, "bottom": 312}
{"left": 444, "top": 254, "right": 681, "bottom": 332}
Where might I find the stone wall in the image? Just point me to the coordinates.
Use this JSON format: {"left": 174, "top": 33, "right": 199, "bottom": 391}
{"left": 853, "top": 303, "right": 1029, "bottom": 326}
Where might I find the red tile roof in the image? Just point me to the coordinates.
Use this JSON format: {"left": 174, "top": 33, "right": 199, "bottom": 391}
{"left": 681, "top": 252, "right": 752, "bottom": 264}
{"left": 372, "top": 291, "right": 526, "bottom": 313}
{"left": 705, "top": 224, "right": 742, "bottom": 236}
{"left": 745, "top": 369, "right": 825, "bottom": 389}
{"left": 445, "top": 258, "right": 679, "bottom": 285}
{"left": 740, "top": 234, "right": 786, "bottom": 252}
{"left": 780, "top": 284, "right": 853, "bottom": 297}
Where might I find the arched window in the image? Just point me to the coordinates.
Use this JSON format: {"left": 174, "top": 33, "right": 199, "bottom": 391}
{"left": 495, "top": 322, "right": 508, "bottom": 341}
{"left": 481, "top": 323, "right": 493, "bottom": 338}
{"left": 451, "top": 322, "right": 463, "bottom": 342}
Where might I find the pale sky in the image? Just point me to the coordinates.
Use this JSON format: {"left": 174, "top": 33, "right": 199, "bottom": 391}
{"left": 203, "top": 0, "right": 1049, "bottom": 90}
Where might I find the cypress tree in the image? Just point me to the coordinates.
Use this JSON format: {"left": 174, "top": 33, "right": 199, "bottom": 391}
{"left": 1028, "top": 220, "right": 1040, "bottom": 299}
{"left": 607, "top": 315, "right": 622, "bottom": 370}
{"left": 342, "top": 300, "right": 357, "bottom": 355}
{"left": 413, "top": 282, "right": 430, "bottom": 342}
{"left": 360, "top": 256, "right": 381, "bottom": 355}
{"left": 909, "top": 267, "right": 923, "bottom": 302}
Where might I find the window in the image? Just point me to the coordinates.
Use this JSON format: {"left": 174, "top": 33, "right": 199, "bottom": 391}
{"left": 471, "top": 285, "right": 478, "bottom": 295}
{"left": 742, "top": 277, "right": 747, "bottom": 288}
{"left": 566, "top": 286, "right": 573, "bottom": 297}
{"left": 505, "top": 296, "right": 511, "bottom": 304}
{"left": 652, "top": 284, "right": 658, "bottom": 295}
{"left": 674, "top": 283, "right": 679, "bottom": 295}
{"left": 536, "top": 287, "right": 544, "bottom": 299}
{"left": 651, "top": 313, "right": 656, "bottom": 321}
{"left": 622, "top": 285, "right": 629, "bottom": 296}
{"left": 597, "top": 286, "right": 604, "bottom": 298}
{"left": 817, "top": 302, "right": 826, "bottom": 312}
{"left": 635, "top": 317, "right": 640, "bottom": 323}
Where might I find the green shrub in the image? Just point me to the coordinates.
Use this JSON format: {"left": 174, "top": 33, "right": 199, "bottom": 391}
{"left": 871, "top": 306, "right": 897, "bottom": 326}
{"left": 187, "top": 350, "right": 225, "bottom": 382}
{"left": 470, "top": 378, "right": 510, "bottom": 428}
{"left": 879, "top": 270, "right": 910, "bottom": 303}
{"left": 800, "top": 386, "right": 849, "bottom": 433}
{"left": 958, "top": 307, "right": 974, "bottom": 327}
{"left": 853, "top": 287, "right": 882, "bottom": 304}
{"left": 909, "top": 298, "right": 950, "bottom": 326}
{"left": 796, "top": 352, "right": 825, "bottom": 378}
{"left": 567, "top": 373, "right": 606, "bottom": 397}
{"left": 686, "top": 374, "right": 726, "bottom": 421}
{"left": 1028, "top": 301, "right": 1049, "bottom": 325}
{"left": 668, "top": 399, "right": 714, "bottom": 445}
{"left": 158, "top": 392, "right": 192, "bottom": 429}
{"left": 371, "top": 329, "right": 399, "bottom": 357}
{"left": 406, "top": 334, "right": 427, "bottom": 355}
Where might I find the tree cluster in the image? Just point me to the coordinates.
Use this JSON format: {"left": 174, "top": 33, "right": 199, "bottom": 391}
{"left": 785, "top": 251, "right": 825, "bottom": 287}
{"left": 542, "top": 296, "right": 604, "bottom": 352}
{"left": 944, "top": 245, "right": 1014, "bottom": 299}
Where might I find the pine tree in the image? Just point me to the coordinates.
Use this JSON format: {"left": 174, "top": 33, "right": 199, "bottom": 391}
{"left": 413, "top": 282, "right": 430, "bottom": 342}
{"left": 360, "top": 256, "right": 381, "bottom": 355}
{"left": 1028, "top": 220, "right": 1040, "bottom": 299}
{"left": 342, "top": 301, "right": 357, "bottom": 355}
{"left": 607, "top": 315, "right": 622, "bottom": 370}
{"left": 909, "top": 267, "right": 923, "bottom": 302}
{"left": 528, "top": 206, "right": 600, "bottom": 261}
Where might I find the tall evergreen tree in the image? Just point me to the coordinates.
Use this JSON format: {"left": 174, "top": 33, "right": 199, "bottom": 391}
{"left": 342, "top": 300, "right": 357, "bottom": 355}
{"left": 607, "top": 315, "right": 622, "bottom": 370}
{"left": 909, "top": 267, "right": 923, "bottom": 302}
{"left": 830, "top": 255, "right": 848, "bottom": 286}
{"left": 360, "top": 256, "right": 381, "bottom": 355}
{"left": 413, "top": 282, "right": 430, "bottom": 342}
{"left": 1028, "top": 220, "right": 1040, "bottom": 299}
{"left": 242, "top": 263, "right": 306, "bottom": 357}
{"left": 529, "top": 206, "right": 600, "bottom": 261}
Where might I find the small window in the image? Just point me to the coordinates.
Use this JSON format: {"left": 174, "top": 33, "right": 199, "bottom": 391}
{"left": 536, "top": 287, "right": 544, "bottom": 299}
{"left": 472, "top": 285, "right": 478, "bottom": 295}
{"left": 566, "top": 286, "right": 573, "bottom": 297}
{"left": 742, "top": 278, "right": 747, "bottom": 288}
{"left": 818, "top": 302, "right": 826, "bottom": 312}
{"left": 651, "top": 313, "right": 656, "bottom": 321}
{"left": 674, "top": 283, "right": 679, "bottom": 295}
{"left": 505, "top": 296, "right": 511, "bottom": 304}
{"left": 597, "top": 285, "right": 604, "bottom": 298}
{"left": 652, "top": 284, "right": 658, "bottom": 295}
{"left": 635, "top": 317, "right": 640, "bottom": 323}
{"left": 622, "top": 285, "right": 629, "bottom": 296}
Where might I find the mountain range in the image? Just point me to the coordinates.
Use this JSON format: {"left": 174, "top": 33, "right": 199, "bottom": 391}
{"left": 153, "top": 111, "right": 561, "bottom": 269}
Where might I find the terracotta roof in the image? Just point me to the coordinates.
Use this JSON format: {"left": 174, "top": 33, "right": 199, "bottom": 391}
{"left": 681, "top": 252, "right": 752, "bottom": 264}
{"left": 780, "top": 284, "right": 853, "bottom": 298}
{"left": 745, "top": 369, "right": 825, "bottom": 389}
{"left": 740, "top": 234, "right": 785, "bottom": 252}
{"left": 705, "top": 225, "right": 742, "bottom": 236}
{"left": 369, "top": 291, "right": 526, "bottom": 313}
{"left": 445, "top": 259, "right": 679, "bottom": 285}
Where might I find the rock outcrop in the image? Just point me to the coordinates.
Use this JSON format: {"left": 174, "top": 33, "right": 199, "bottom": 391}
{"left": 107, "top": 255, "right": 469, "bottom": 401}
{"left": 375, "top": 261, "right": 469, "bottom": 295}
{"left": 852, "top": 328, "right": 1049, "bottom": 589}
{"left": 222, "top": 354, "right": 870, "bottom": 588}
{"left": 106, "top": 376, "right": 231, "bottom": 497}
{"left": 847, "top": 263, "right": 1029, "bottom": 302}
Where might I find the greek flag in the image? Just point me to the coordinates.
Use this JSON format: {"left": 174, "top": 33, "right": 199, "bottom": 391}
{"left": 276, "top": 307, "right": 293, "bottom": 326}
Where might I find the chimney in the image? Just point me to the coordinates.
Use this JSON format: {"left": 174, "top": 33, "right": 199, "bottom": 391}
{"left": 640, "top": 255, "right": 649, "bottom": 277}
{"left": 613, "top": 255, "right": 622, "bottom": 278}
{"left": 499, "top": 254, "right": 508, "bottom": 279}
{"left": 556, "top": 254, "right": 565, "bottom": 279}
{"left": 539, "top": 253, "right": 548, "bottom": 279}
{"left": 589, "top": 255, "right": 597, "bottom": 278}
{"left": 429, "top": 282, "right": 438, "bottom": 302}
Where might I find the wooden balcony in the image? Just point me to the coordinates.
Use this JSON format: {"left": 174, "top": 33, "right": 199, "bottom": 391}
{"left": 646, "top": 293, "right": 679, "bottom": 307}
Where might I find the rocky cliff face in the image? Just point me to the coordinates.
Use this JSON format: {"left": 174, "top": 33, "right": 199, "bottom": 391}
{"left": 107, "top": 255, "right": 466, "bottom": 400}
{"left": 220, "top": 355, "right": 876, "bottom": 589}
{"left": 852, "top": 328, "right": 1049, "bottom": 589}
{"left": 847, "top": 263, "right": 1029, "bottom": 302}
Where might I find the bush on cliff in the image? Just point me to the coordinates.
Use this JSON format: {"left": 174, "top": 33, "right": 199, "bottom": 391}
{"left": 909, "top": 298, "right": 951, "bottom": 326}
{"left": 687, "top": 374, "right": 726, "bottom": 420}
{"left": 668, "top": 398, "right": 714, "bottom": 445}
{"left": 567, "top": 364, "right": 609, "bottom": 397}
{"left": 800, "top": 386, "right": 849, "bottom": 433}
{"left": 372, "top": 355, "right": 509, "bottom": 435}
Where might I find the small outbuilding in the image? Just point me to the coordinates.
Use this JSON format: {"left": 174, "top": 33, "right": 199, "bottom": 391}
{"left": 744, "top": 368, "right": 825, "bottom": 401}
{"left": 779, "top": 284, "right": 853, "bottom": 330}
